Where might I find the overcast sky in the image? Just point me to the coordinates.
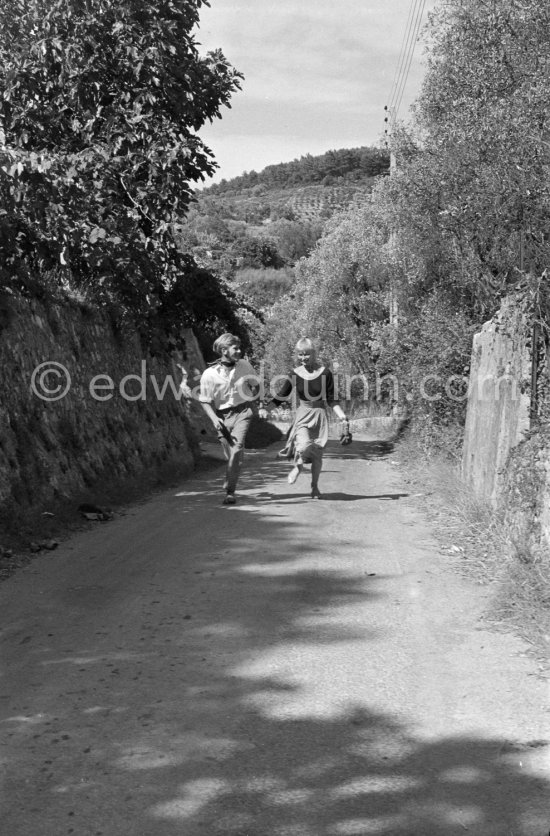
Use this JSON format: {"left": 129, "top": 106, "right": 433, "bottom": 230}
{"left": 194, "top": 0, "right": 437, "bottom": 184}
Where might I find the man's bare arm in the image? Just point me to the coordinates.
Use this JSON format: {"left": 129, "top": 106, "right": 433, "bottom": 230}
{"left": 200, "top": 401, "right": 224, "bottom": 431}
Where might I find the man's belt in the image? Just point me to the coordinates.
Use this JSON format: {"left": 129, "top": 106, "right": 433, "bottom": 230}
{"left": 216, "top": 401, "right": 250, "bottom": 416}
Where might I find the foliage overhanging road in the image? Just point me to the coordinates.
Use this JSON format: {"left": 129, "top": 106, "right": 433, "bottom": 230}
{"left": 1, "top": 436, "right": 549, "bottom": 835}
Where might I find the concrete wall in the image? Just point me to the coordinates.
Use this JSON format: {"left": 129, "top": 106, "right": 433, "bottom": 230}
{"left": 461, "top": 298, "right": 531, "bottom": 505}
{"left": 0, "top": 293, "right": 203, "bottom": 515}
{"left": 457, "top": 295, "right": 550, "bottom": 562}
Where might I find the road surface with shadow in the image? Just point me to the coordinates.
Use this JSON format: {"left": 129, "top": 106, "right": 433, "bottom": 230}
{"left": 1, "top": 432, "right": 549, "bottom": 835}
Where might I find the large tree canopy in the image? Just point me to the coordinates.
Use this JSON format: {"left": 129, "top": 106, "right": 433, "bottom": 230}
{"left": 410, "top": 0, "right": 550, "bottom": 303}
{"left": 0, "top": 0, "right": 243, "bottom": 327}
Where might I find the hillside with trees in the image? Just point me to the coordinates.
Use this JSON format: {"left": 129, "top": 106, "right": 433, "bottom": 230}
{"left": 206, "top": 146, "right": 390, "bottom": 194}
{"left": 177, "top": 146, "right": 390, "bottom": 311}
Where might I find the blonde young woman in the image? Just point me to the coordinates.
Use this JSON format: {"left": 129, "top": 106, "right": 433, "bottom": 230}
{"left": 270, "top": 338, "right": 350, "bottom": 498}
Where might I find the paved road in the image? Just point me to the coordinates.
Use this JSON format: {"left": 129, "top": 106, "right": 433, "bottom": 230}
{"left": 1, "top": 436, "right": 549, "bottom": 835}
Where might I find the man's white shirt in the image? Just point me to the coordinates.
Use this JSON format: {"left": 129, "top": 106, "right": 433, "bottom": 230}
{"left": 199, "top": 359, "right": 258, "bottom": 410}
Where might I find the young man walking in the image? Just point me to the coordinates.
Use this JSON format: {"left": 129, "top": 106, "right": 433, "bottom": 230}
{"left": 199, "top": 333, "right": 259, "bottom": 505}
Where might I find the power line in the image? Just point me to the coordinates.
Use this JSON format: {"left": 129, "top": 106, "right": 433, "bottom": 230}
{"left": 387, "top": 0, "right": 422, "bottom": 114}
{"left": 393, "top": 0, "right": 426, "bottom": 120}
{"left": 386, "top": 0, "right": 418, "bottom": 114}
{"left": 384, "top": 0, "right": 427, "bottom": 142}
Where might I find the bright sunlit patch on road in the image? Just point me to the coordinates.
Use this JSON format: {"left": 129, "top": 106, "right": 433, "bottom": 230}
{"left": 82, "top": 705, "right": 128, "bottom": 715}
{"left": 239, "top": 775, "right": 284, "bottom": 793}
{"left": 294, "top": 756, "right": 340, "bottom": 779}
{"left": 1, "top": 713, "right": 50, "bottom": 725}
{"left": 42, "top": 651, "right": 142, "bottom": 666}
{"left": 334, "top": 817, "right": 405, "bottom": 834}
{"left": 239, "top": 560, "right": 363, "bottom": 578}
{"left": 197, "top": 621, "right": 251, "bottom": 638}
{"left": 268, "top": 788, "right": 316, "bottom": 805}
{"left": 444, "top": 806, "right": 482, "bottom": 827}
{"left": 52, "top": 780, "right": 94, "bottom": 794}
{"left": 440, "top": 765, "right": 490, "bottom": 783}
{"left": 116, "top": 733, "right": 253, "bottom": 770}
{"left": 117, "top": 745, "right": 184, "bottom": 769}
{"left": 331, "top": 775, "right": 421, "bottom": 797}
{"left": 232, "top": 640, "right": 389, "bottom": 720}
{"left": 151, "top": 777, "right": 228, "bottom": 819}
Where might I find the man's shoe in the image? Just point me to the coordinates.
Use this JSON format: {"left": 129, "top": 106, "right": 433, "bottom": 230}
{"left": 310, "top": 487, "right": 322, "bottom": 499}
{"left": 222, "top": 493, "right": 236, "bottom": 505}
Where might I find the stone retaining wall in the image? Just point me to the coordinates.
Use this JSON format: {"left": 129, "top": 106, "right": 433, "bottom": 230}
{"left": 0, "top": 293, "right": 203, "bottom": 515}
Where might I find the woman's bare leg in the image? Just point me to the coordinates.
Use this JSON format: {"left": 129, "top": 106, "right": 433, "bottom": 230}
{"left": 288, "top": 458, "right": 304, "bottom": 484}
{"left": 289, "top": 426, "right": 311, "bottom": 485}
{"left": 310, "top": 451, "right": 322, "bottom": 498}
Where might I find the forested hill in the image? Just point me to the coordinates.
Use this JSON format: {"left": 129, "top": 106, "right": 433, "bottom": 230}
{"left": 188, "top": 145, "right": 390, "bottom": 230}
{"left": 179, "top": 145, "right": 391, "bottom": 310}
{"left": 204, "top": 146, "right": 390, "bottom": 195}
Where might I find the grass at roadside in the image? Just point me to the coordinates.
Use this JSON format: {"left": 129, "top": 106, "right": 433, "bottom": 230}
{"left": 394, "top": 431, "right": 550, "bottom": 662}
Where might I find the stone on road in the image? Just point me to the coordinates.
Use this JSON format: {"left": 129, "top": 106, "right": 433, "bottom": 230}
{"left": 1, "top": 436, "right": 549, "bottom": 835}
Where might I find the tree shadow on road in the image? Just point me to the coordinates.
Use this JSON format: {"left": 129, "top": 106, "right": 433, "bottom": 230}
{"left": 315, "top": 492, "right": 409, "bottom": 502}
{"left": 323, "top": 438, "right": 396, "bottom": 461}
{"left": 137, "top": 711, "right": 550, "bottom": 836}
{"left": 2, "top": 439, "right": 549, "bottom": 835}
{"left": 120, "top": 448, "right": 550, "bottom": 833}
{"left": 255, "top": 491, "right": 409, "bottom": 503}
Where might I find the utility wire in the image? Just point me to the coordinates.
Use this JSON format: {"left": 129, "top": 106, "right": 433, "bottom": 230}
{"left": 393, "top": 0, "right": 426, "bottom": 120}
{"left": 386, "top": 0, "right": 418, "bottom": 114}
{"left": 387, "top": 0, "right": 422, "bottom": 113}
{"left": 384, "top": 0, "right": 427, "bottom": 140}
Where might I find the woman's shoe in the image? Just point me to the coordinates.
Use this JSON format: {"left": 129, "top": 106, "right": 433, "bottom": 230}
{"left": 310, "top": 487, "right": 322, "bottom": 499}
{"left": 287, "top": 464, "right": 303, "bottom": 485}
